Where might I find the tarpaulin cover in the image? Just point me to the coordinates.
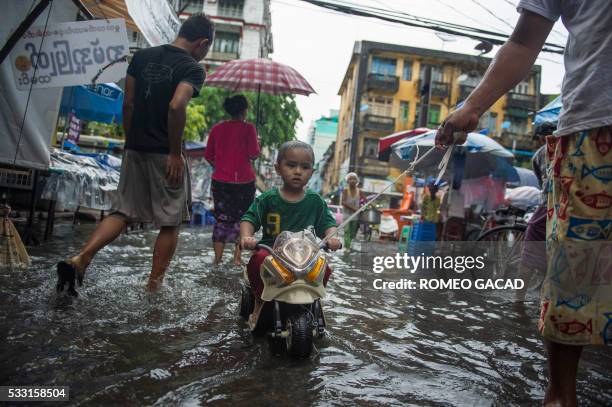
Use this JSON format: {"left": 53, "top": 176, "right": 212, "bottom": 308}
{"left": 59, "top": 83, "right": 123, "bottom": 124}
{"left": 534, "top": 95, "right": 561, "bottom": 125}
{"left": 41, "top": 150, "right": 121, "bottom": 210}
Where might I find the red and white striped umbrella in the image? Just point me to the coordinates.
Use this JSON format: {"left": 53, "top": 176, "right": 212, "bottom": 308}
{"left": 205, "top": 58, "right": 315, "bottom": 96}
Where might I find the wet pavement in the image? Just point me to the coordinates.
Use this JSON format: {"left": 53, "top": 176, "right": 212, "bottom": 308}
{"left": 1, "top": 223, "right": 611, "bottom": 406}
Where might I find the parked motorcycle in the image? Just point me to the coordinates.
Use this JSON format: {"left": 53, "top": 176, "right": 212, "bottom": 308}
{"left": 239, "top": 230, "right": 329, "bottom": 358}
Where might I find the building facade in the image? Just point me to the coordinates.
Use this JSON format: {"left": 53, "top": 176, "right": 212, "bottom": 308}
{"left": 309, "top": 141, "right": 336, "bottom": 195}
{"left": 308, "top": 110, "right": 339, "bottom": 164}
{"left": 327, "top": 40, "right": 542, "bottom": 194}
{"left": 176, "top": 0, "right": 273, "bottom": 67}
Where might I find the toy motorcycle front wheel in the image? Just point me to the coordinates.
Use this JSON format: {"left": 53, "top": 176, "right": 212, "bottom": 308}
{"left": 285, "top": 311, "right": 314, "bottom": 358}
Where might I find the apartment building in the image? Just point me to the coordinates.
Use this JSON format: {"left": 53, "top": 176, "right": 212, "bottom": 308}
{"left": 308, "top": 110, "right": 339, "bottom": 164}
{"left": 176, "top": 0, "right": 273, "bottom": 66}
{"left": 327, "top": 40, "right": 541, "bottom": 194}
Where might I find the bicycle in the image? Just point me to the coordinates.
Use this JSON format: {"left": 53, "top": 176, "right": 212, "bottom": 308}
{"left": 473, "top": 223, "right": 527, "bottom": 281}
{"left": 466, "top": 205, "right": 529, "bottom": 241}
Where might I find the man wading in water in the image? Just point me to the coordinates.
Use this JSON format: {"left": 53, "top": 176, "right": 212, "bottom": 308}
{"left": 436, "top": 1, "right": 612, "bottom": 405}
{"left": 56, "top": 14, "right": 215, "bottom": 294}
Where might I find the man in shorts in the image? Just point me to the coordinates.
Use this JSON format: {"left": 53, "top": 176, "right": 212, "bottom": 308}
{"left": 436, "top": 1, "right": 611, "bottom": 405}
{"left": 56, "top": 14, "right": 215, "bottom": 294}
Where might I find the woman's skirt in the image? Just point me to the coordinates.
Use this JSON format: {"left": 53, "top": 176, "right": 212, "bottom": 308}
{"left": 211, "top": 179, "right": 256, "bottom": 243}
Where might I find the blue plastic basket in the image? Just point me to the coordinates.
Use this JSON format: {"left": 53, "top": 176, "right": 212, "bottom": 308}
{"left": 407, "top": 221, "right": 436, "bottom": 256}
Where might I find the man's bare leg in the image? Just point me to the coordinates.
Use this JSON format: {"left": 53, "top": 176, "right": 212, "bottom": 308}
{"left": 213, "top": 242, "right": 225, "bottom": 265}
{"left": 147, "top": 226, "right": 180, "bottom": 292}
{"left": 543, "top": 340, "right": 583, "bottom": 407}
{"left": 69, "top": 214, "right": 127, "bottom": 276}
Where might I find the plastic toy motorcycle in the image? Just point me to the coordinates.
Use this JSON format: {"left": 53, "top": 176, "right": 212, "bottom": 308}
{"left": 239, "top": 230, "right": 329, "bottom": 358}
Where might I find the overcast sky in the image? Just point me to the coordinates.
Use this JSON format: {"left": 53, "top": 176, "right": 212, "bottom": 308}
{"left": 268, "top": 0, "right": 567, "bottom": 141}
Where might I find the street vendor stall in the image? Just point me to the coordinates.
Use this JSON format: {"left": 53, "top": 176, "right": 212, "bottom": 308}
{"left": 40, "top": 149, "right": 121, "bottom": 238}
{"left": 0, "top": 2, "right": 130, "bottom": 247}
{"left": 392, "top": 130, "right": 519, "bottom": 241}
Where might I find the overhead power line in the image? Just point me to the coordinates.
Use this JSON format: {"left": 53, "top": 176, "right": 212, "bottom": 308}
{"left": 297, "top": 0, "right": 565, "bottom": 54}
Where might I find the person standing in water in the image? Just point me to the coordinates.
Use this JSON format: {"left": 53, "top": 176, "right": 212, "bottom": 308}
{"left": 205, "top": 95, "right": 260, "bottom": 265}
{"left": 56, "top": 14, "right": 215, "bottom": 294}
{"left": 341, "top": 172, "right": 364, "bottom": 250}
{"left": 436, "top": 1, "right": 612, "bottom": 404}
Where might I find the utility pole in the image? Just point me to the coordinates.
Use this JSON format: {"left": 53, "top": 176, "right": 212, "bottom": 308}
{"left": 418, "top": 64, "right": 432, "bottom": 128}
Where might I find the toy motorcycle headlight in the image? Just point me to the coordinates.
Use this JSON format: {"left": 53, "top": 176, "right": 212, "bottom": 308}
{"left": 306, "top": 257, "right": 325, "bottom": 282}
{"left": 281, "top": 239, "right": 317, "bottom": 269}
{"left": 270, "top": 258, "right": 295, "bottom": 284}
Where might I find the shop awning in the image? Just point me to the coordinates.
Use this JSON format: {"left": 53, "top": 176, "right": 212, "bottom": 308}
{"left": 377, "top": 128, "right": 430, "bottom": 161}
{"left": 80, "top": 0, "right": 140, "bottom": 32}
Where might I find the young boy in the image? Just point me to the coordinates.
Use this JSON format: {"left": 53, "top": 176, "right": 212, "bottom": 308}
{"left": 240, "top": 141, "right": 342, "bottom": 298}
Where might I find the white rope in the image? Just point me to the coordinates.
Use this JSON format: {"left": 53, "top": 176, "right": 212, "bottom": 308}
{"left": 321, "top": 144, "right": 445, "bottom": 246}
{"left": 435, "top": 144, "right": 454, "bottom": 186}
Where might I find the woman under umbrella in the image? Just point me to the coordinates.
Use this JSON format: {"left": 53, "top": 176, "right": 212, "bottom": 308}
{"left": 205, "top": 95, "right": 260, "bottom": 265}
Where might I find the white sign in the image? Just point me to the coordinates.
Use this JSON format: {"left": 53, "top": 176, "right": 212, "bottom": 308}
{"left": 126, "top": 0, "right": 180, "bottom": 47}
{"left": 10, "top": 18, "right": 129, "bottom": 90}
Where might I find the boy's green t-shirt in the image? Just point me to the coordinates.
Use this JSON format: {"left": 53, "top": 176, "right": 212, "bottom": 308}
{"left": 241, "top": 188, "right": 337, "bottom": 246}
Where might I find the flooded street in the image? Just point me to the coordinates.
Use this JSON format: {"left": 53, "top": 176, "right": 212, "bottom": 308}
{"left": 1, "top": 223, "right": 611, "bottom": 406}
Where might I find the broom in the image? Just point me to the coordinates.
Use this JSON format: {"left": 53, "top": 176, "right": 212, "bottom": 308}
{"left": 0, "top": 204, "right": 31, "bottom": 267}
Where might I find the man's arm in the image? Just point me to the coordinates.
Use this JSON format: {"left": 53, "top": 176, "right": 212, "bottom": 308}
{"left": 122, "top": 74, "right": 136, "bottom": 141}
{"left": 166, "top": 82, "right": 194, "bottom": 184}
{"left": 436, "top": 10, "right": 554, "bottom": 147}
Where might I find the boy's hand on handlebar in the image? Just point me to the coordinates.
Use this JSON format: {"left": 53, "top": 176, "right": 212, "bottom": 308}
{"left": 326, "top": 237, "right": 342, "bottom": 251}
{"left": 240, "top": 236, "right": 258, "bottom": 250}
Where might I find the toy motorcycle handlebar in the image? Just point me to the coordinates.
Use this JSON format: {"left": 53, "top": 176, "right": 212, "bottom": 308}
{"left": 255, "top": 243, "right": 274, "bottom": 252}
{"left": 251, "top": 242, "right": 342, "bottom": 252}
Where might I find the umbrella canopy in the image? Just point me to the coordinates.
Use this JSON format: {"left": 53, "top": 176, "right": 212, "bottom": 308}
{"left": 534, "top": 95, "right": 561, "bottom": 125}
{"left": 378, "top": 128, "right": 430, "bottom": 161}
{"left": 505, "top": 186, "right": 541, "bottom": 209}
{"left": 393, "top": 130, "right": 518, "bottom": 181}
{"left": 205, "top": 58, "right": 315, "bottom": 95}
{"left": 59, "top": 83, "right": 123, "bottom": 124}
{"left": 508, "top": 166, "right": 539, "bottom": 188}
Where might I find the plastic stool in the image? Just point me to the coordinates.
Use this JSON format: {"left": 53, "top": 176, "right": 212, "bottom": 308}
{"left": 191, "top": 201, "right": 207, "bottom": 225}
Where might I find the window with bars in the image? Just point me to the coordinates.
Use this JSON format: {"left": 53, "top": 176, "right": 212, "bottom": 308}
{"left": 419, "top": 64, "right": 444, "bottom": 82}
{"left": 218, "top": 0, "right": 244, "bottom": 18}
{"left": 428, "top": 104, "right": 441, "bottom": 126}
{"left": 370, "top": 57, "right": 397, "bottom": 76}
{"left": 414, "top": 103, "right": 441, "bottom": 127}
{"left": 513, "top": 80, "right": 530, "bottom": 94}
{"left": 402, "top": 59, "right": 412, "bottom": 81}
{"left": 212, "top": 31, "right": 240, "bottom": 54}
{"left": 363, "top": 138, "right": 379, "bottom": 158}
{"left": 184, "top": 0, "right": 204, "bottom": 13}
{"left": 399, "top": 101, "right": 409, "bottom": 123}
{"left": 366, "top": 96, "right": 393, "bottom": 117}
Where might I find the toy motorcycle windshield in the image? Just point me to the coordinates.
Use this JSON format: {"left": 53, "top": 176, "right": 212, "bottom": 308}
{"left": 271, "top": 230, "right": 321, "bottom": 276}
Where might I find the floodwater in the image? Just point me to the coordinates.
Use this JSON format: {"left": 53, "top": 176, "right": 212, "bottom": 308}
{"left": 1, "top": 223, "right": 610, "bottom": 406}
